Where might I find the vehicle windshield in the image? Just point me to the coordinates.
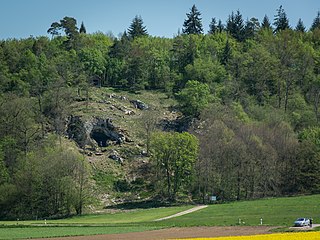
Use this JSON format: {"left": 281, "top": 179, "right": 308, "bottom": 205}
{"left": 296, "top": 218, "right": 305, "bottom": 221}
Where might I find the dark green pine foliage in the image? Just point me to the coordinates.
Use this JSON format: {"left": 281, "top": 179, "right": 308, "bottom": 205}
{"left": 273, "top": 5, "right": 290, "bottom": 33}
{"left": 183, "top": 4, "right": 203, "bottom": 34}
{"left": 310, "top": 11, "right": 320, "bottom": 31}
{"left": 60, "top": 17, "right": 79, "bottom": 39}
{"left": 208, "top": 18, "right": 217, "bottom": 34}
{"left": 217, "top": 19, "right": 224, "bottom": 33}
{"left": 79, "top": 21, "right": 86, "bottom": 34}
{"left": 261, "top": 15, "right": 272, "bottom": 30}
{"left": 226, "top": 10, "right": 245, "bottom": 41}
{"left": 128, "top": 16, "right": 148, "bottom": 39}
{"left": 244, "top": 17, "right": 260, "bottom": 39}
{"left": 221, "top": 39, "right": 232, "bottom": 65}
{"left": 295, "top": 18, "right": 305, "bottom": 32}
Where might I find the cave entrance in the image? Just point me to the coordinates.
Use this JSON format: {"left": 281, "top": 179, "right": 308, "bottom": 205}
{"left": 91, "top": 129, "right": 109, "bottom": 147}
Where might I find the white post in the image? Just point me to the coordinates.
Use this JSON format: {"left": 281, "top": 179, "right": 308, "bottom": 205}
{"left": 260, "top": 218, "right": 263, "bottom": 225}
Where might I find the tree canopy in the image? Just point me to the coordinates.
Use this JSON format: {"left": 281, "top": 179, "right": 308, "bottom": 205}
{"left": 128, "top": 15, "right": 148, "bottom": 39}
{"left": 182, "top": 4, "right": 203, "bottom": 34}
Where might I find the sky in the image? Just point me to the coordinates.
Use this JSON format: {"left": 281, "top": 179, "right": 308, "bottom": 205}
{"left": 1, "top": 0, "right": 319, "bottom": 40}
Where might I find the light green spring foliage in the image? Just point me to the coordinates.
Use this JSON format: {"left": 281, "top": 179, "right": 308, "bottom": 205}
{"left": 151, "top": 131, "right": 199, "bottom": 199}
{"left": 176, "top": 80, "right": 211, "bottom": 116}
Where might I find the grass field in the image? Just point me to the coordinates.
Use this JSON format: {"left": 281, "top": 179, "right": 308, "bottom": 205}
{"left": 161, "top": 195, "right": 320, "bottom": 227}
{"left": 174, "top": 232, "right": 320, "bottom": 240}
{"left": 0, "top": 195, "right": 319, "bottom": 239}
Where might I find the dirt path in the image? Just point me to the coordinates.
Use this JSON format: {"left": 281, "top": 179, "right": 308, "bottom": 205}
{"left": 154, "top": 205, "right": 208, "bottom": 221}
{"left": 289, "top": 223, "right": 320, "bottom": 230}
{"left": 39, "top": 226, "right": 275, "bottom": 240}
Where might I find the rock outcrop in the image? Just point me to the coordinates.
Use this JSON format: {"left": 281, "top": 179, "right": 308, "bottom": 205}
{"left": 67, "top": 116, "right": 126, "bottom": 148}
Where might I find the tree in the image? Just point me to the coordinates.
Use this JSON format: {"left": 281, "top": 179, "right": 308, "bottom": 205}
{"left": 244, "top": 17, "right": 260, "bottom": 39}
{"left": 47, "top": 22, "right": 62, "bottom": 38}
{"left": 151, "top": 131, "right": 199, "bottom": 201}
{"left": 176, "top": 80, "right": 211, "bottom": 116}
{"left": 273, "top": 5, "right": 290, "bottom": 33}
{"left": 47, "top": 17, "right": 79, "bottom": 49}
{"left": 208, "top": 18, "right": 217, "bottom": 34}
{"left": 310, "top": 11, "right": 320, "bottom": 31}
{"left": 79, "top": 47, "right": 106, "bottom": 86}
{"left": 140, "top": 110, "right": 158, "bottom": 156}
{"left": 79, "top": 22, "right": 86, "bottom": 34}
{"left": 60, "top": 17, "right": 79, "bottom": 39}
{"left": 217, "top": 19, "right": 225, "bottom": 33}
{"left": 182, "top": 5, "right": 203, "bottom": 34}
{"left": 128, "top": 16, "right": 148, "bottom": 39}
{"left": 221, "top": 39, "right": 232, "bottom": 65}
{"left": 295, "top": 18, "right": 306, "bottom": 32}
{"left": 226, "top": 10, "right": 245, "bottom": 41}
{"left": 261, "top": 15, "right": 272, "bottom": 30}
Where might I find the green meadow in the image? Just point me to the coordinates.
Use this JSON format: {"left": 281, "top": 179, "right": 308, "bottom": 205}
{"left": 0, "top": 195, "right": 319, "bottom": 239}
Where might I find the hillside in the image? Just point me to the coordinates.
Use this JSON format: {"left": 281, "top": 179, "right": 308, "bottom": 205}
{"left": 1, "top": 12, "right": 320, "bottom": 220}
{"left": 68, "top": 87, "right": 180, "bottom": 206}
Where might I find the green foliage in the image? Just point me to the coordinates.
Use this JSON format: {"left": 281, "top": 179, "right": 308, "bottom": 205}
{"left": 295, "top": 18, "right": 306, "bottom": 32}
{"left": 128, "top": 16, "right": 148, "bottom": 39}
{"left": 176, "top": 80, "right": 211, "bottom": 116}
{"left": 79, "top": 22, "right": 86, "bottom": 34}
{"left": 273, "top": 5, "right": 290, "bottom": 33}
{"left": 151, "top": 131, "right": 199, "bottom": 200}
{"left": 261, "top": 15, "right": 272, "bottom": 30}
{"left": 0, "top": 10, "right": 320, "bottom": 220}
{"left": 182, "top": 5, "right": 203, "bottom": 34}
{"left": 226, "top": 10, "right": 245, "bottom": 41}
{"left": 310, "top": 11, "right": 320, "bottom": 31}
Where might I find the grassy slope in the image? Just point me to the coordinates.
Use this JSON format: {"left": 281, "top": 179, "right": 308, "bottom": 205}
{"left": 161, "top": 195, "right": 320, "bottom": 227}
{"left": 1, "top": 195, "right": 320, "bottom": 239}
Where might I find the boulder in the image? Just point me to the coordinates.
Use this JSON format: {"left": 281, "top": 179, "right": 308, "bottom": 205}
{"left": 130, "top": 100, "right": 149, "bottom": 110}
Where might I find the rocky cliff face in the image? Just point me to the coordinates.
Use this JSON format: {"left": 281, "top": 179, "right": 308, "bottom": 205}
{"left": 67, "top": 116, "right": 126, "bottom": 149}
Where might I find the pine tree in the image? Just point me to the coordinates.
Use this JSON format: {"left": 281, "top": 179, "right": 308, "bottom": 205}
{"left": 208, "top": 18, "right": 217, "bottom": 34}
{"left": 128, "top": 15, "right": 148, "bottom": 39}
{"left": 310, "top": 11, "right": 320, "bottom": 31}
{"left": 183, "top": 4, "right": 203, "bottom": 34}
{"left": 217, "top": 19, "right": 224, "bottom": 33}
{"left": 244, "top": 17, "right": 260, "bottom": 39}
{"left": 221, "top": 39, "right": 232, "bottom": 65}
{"left": 261, "top": 15, "right": 272, "bottom": 30}
{"left": 79, "top": 22, "right": 86, "bottom": 34}
{"left": 295, "top": 18, "right": 305, "bottom": 32}
{"left": 273, "top": 5, "right": 290, "bottom": 33}
{"left": 226, "top": 10, "right": 245, "bottom": 41}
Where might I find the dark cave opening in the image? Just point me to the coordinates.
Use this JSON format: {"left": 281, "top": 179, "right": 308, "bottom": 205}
{"left": 91, "top": 130, "right": 109, "bottom": 147}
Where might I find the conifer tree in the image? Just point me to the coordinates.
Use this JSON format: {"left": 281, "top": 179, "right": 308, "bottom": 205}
{"left": 295, "top": 18, "right": 305, "bottom": 32}
{"left": 244, "top": 17, "right": 260, "bottom": 39}
{"left": 221, "top": 39, "right": 232, "bottom": 65}
{"left": 226, "top": 10, "right": 245, "bottom": 41}
{"left": 208, "top": 18, "right": 217, "bottom": 34}
{"left": 273, "top": 5, "right": 290, "bottom": 33}
{"left": 79, "top": 22, "right": 86, "bottom": 34}
{"left": 310, "top": 11, "right": 320, "bottom": 31}
{"left": 182, "top": 4, "right": 203, "bottom": 34}
{"left": 128, "top": 15, "right": 148, "bottom": 39}
{"left": 261, "top": 15, "right": 272, "bottom": 30}
{"left": 217, "top": 19, "right": 224, "bottom": 33}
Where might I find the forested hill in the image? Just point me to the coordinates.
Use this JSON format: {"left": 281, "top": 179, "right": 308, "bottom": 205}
{"left": 1, "top": 6, "right": 320, "bottom": 220}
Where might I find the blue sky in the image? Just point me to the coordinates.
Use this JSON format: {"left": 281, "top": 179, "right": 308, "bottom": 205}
{"left": 1, "top": 0, "right": 319, "bottom": 39}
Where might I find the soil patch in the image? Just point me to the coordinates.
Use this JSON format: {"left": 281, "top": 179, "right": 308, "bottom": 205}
{"left": 39, "top": 226, "right": 275, "bottom": 240}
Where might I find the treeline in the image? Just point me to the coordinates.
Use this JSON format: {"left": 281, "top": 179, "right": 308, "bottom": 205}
{"left": 0, "top": 5, "right": 320, "bottom": 218}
